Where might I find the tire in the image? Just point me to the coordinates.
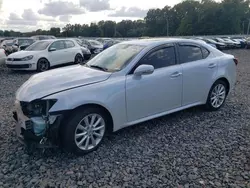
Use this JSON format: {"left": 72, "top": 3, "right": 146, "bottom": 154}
{"left": 205, "top": 80, "right": 228, "bottom": 111}
{"left": 74, "top": 54, "right": 83, "bottom": 64}
{"left": 61, "top": 107, "right": 108, "bottom": 155}
{"left": 37, "top": 58, "right": 50, "bottom": 72}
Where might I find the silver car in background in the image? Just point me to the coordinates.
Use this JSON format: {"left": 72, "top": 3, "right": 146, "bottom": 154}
{"left": 13, "top": 38, "right": 237, "bottom": 155}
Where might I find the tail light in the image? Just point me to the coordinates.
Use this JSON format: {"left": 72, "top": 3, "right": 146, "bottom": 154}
{"left": 233, "top": 58, "right": 238, "bottom": 66}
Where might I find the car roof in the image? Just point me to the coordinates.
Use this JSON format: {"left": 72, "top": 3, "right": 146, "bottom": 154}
{"left": 120, "top": 38, "right": 207, "bottom": 47}
{"left": 35, "top": 39, "right": 74, "bottom": 42}
{"left": 15, "top": 37, "right": 34, "bottom": 40}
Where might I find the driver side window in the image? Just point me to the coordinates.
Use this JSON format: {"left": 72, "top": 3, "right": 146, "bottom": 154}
{"left": 49, "top": 41, "right": 65, "bottom": 51}
{"left": 138, "top": 46, "right": 176, "bottom": 69}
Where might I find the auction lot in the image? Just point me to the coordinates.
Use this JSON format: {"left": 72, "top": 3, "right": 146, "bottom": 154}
{"left": 0, "top": 49, "right": 249, "bottom": 187}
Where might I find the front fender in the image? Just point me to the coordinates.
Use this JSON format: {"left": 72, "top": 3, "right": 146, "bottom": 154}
{"left": 43, "top": 76, "right": 127, "bottom": 132}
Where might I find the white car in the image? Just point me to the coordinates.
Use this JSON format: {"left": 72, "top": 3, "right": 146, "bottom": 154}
{"left": 0, "top": 48, "right": 6, "bottom": 65}
{"left": 13, "top": 39, "right": 237, "bottom": 155}
{"left": 6, "top": 39, "right": 84, "bottom": 72}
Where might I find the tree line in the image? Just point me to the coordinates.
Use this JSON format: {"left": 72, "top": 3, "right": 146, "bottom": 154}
{"left": 1, "top": 0, "right": 250, "bottom": 38}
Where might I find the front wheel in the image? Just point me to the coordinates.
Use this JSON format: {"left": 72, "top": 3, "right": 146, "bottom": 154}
{"left": 205, "top": 80, "right": 228, "bottom": 111}
{"left": 37, "top": 58, "right": 50, "bottom": 72}
{"left": 61, "top": 107, "right": 107, "bottom": 155}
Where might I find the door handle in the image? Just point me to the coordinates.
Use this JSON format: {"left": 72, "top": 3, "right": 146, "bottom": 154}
{"left": 170, "top": 72, "right": 182, "bottom": 78}
{"left": 208, "top": 63, "right": 216, "bottom": 68}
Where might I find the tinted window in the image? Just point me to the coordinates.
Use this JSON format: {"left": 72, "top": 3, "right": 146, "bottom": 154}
{"left": 201, "top": 47, "right": 210, "bottom": 58}
{"left": 49, "top": 41, "right": 65, "bottom": 50}
{"left": 179, "top": 45, "right": 203, "bottom": 63}
{"left": 138, "top": 46, "right": 176, "bottom": 69}
{"left": 65, "top": 40, "right": 75, "bottom": 48}
{"left": 18, "top": 39, "right": 34, "bottom": 46}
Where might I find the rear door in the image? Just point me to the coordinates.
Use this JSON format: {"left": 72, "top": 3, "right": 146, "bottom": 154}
{"left": 64, "top": 40, "right": 77, "bottom": 62}
{"left": 178, "top": 43, "right": 218, "bottom": 106}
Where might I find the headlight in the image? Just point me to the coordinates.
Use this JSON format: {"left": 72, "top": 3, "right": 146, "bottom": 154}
{"left": 21, "top": 55, "right": 33, "bottom": 61}
{"left": 21, "top": 99, "right": 57, "bottom": 117}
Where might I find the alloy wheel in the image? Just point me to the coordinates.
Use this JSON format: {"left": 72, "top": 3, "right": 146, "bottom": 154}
{"left": 38, "top": 60, "right": 49, "bottom": 71}
{"left": 74, "top": 113, "right": 105, "bottom": 151}
{"left": 210, "top": 83, "right": 226, "bottom": 108}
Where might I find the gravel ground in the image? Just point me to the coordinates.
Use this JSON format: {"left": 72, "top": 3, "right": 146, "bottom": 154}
{"left": 0, "top": 50, "right": 249, "bottom": 188}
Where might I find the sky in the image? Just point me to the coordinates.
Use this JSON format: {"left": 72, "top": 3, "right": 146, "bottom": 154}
{"left": 0, "top": 0, "right": 183, "bottom": 32}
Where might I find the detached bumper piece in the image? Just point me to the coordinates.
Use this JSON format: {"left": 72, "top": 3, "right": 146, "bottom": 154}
{"left": 13, "top": 111, "right": 63, "bottom": 150}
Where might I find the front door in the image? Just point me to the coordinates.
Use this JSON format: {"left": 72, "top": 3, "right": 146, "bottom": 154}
{"left": 126, "top": 44, "right": 183, "bottom": 122}
{"left": 48, "top": 40, "right": 67, "bottom": 66}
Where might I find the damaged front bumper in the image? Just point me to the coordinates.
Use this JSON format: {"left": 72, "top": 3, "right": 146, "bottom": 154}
{"left": 13, "top": 100, "right": 64, "bottom": 149}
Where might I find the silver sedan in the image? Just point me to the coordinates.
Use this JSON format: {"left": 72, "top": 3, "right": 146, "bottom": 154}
{"left": 14, "top": 38, "right": 237, "bottom": 155}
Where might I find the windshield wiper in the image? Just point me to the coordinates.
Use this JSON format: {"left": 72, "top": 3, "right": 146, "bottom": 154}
{"left": 88, "top": 65, "right": 108, "bottom": 72}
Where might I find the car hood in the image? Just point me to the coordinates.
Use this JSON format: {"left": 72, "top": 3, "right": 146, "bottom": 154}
{"left": 16, "top": 65, "right": 112, "bottom": 102}
{"left": 8, "top": 50, "right": 39, "bottom": 58}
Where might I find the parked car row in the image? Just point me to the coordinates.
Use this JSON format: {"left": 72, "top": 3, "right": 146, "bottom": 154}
{"left": 5, "top": 38, "right": 91, "bottom": 71}
{"left": 2, "top": 36, "right": 124, "bottom": 71}
{"left": 0, "top": 35, "right": 57, "bottom": 56}
{"left": 78, "top": 37, "right": 123, "bottom": 53}
{"left": 191, "top": 36, "right": 248, "bottom": 50}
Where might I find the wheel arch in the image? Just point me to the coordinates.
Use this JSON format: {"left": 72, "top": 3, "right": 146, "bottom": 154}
{"left": 63, "top": 103, "right": 114, "bottom": 133}
{"left": 214, "top": 77, "right": 230, "bottom": 94}
{"left": 37, "top": 57, "right": 51, "bottom": 71}
{"left": 37, "top": 57, "right": 50, "bottom": 65}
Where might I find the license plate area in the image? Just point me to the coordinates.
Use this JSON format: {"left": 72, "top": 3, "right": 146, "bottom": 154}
{"left": 15, "top": 100, "right": 29, "bottom": 136}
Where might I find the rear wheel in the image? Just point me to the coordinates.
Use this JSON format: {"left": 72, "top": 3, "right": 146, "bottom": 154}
{"left": 61, "top": 107, "right": 107, "bottom": 155}
{"left": 206, "top": 80, "right": 228, "bottom": 111}
{"left": 74, "top": 54, "right": 83, "bottom": 64}
{"left": 37, "top": 58, "right": 50, "bottom": 72}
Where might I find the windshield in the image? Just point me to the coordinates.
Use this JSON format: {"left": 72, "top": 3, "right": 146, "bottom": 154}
{"left": 18, "top": 39, "right": 34, "bottom": 46}
{"left": 75, "top": 39, "right": 85, "bottom": 46}
{"left": 86, "top": 43, "right": 145, "bottom": 72}
{"left": 89, "top": 40, "right": 102, "bottom": 46}
{"left": 25, "top": 41, "right": 51, "bottom": 51}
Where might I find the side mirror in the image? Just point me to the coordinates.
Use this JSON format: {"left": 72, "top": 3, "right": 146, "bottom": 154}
{"left": 134, "top": 64, "right": 154, "bottom": 76}
{"left": 49, "top": 48, "right": 56, "bottom": 52}
{"left": 14, "top": 43, "right": 19, "bottom": 46}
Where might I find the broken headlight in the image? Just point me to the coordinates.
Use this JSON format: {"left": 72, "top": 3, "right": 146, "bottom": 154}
{"left": 21, "top": 99, "right": 57, "bottom": 117}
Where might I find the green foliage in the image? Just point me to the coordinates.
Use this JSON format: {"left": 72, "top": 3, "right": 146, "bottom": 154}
{"left": 1, "top": 0, "right": 250, "bottom": 37}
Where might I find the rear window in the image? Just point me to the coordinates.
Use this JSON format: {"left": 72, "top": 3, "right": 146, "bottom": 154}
{"left": 201, "top": 47, "right": 210, "bottom": 58}
{"left": 179, "top": 45, "right": 203, "bottom": 63}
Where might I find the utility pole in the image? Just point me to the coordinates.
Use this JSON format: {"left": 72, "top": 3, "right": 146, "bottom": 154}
{"left": 167, "top": 17, "right": 169, "bottom": 36}
{"left": 242, "top": 21, "right": 245, "bottom": 35}
{"left": 247, "top": 19, "right": 250, "bottom": 35}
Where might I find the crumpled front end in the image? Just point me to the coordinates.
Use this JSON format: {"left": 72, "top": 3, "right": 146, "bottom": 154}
{"left": 13, "top": 99, "right": 64, "bottom": 149}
